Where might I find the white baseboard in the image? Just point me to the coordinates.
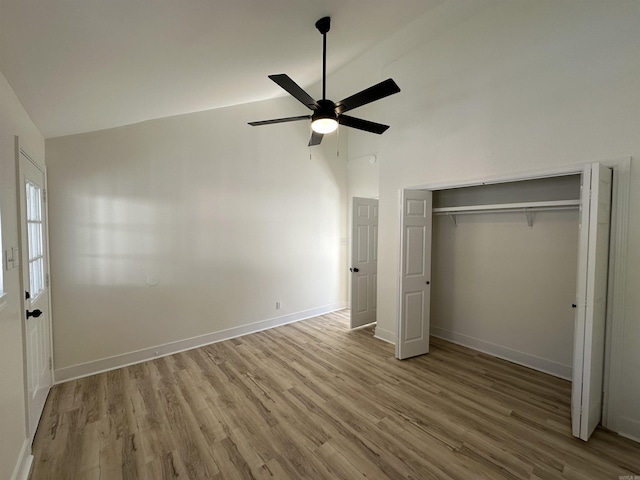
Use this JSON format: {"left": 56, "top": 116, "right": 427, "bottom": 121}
{"left": 430, "top": 325, "right": 572, "bottom": 380}
{"left": 10, "top": 440, "right": 33, "bottom": 480}
{"left": 374, "top": 326, "right": 396, "bottom": 345}
{"left": 55, "top": 303, "right": 346, "bottom": 383}
{"left": 618, "top": 416, "right": 640, "bottom": 444}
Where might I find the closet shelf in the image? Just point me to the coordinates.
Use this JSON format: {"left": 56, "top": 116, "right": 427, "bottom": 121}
{"left": 433, "top": 199, "right": 580, "bottom": 228}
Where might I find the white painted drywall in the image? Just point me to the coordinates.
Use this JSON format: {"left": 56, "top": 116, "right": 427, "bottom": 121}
{"left": 431, "top": 210, "right": 580, "bottom": 379}
{"left": 345, "top": 155, "right": 379, "bottom": 307}
{"left": 0, "top": 70, "right": 45, "bottom": 480}
{"left": 45, "top": 96, "right": 348, "bottom": 374}
{"left": 338, "top": 1, "right": 640, "bottom": 439}
{"left": 347, "top": 155, "right": 379, "bottom": 201}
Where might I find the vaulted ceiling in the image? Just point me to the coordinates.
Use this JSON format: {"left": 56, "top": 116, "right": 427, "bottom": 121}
{"left": 0, "top": 0, "right": 444, "bottom": 138}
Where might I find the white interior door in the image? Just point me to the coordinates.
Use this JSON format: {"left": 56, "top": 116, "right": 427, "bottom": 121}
{"left": 350, "top": 197, "right": 378, "bottom": 328}
{"left": 397, "top": 189, "right": 432, "bottom": 359}
{"left": 572, "top": 163, "right": 612, "bottom": 441}
{"left": 18, "top": 148, "right": 53, "bottom": 443}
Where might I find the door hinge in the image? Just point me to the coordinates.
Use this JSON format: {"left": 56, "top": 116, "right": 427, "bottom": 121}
{"left": 46, "top": 273, "right": 50, "bottom": 287}
{"left": 49, "top": 358, "right": 52, "bottom": 370}
{"left": 42, "top": 189, "right": 47, "bottom": 203}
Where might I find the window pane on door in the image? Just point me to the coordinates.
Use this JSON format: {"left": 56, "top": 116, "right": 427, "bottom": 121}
{"left": 26, "top": 181, "right": 45, "bottom": 298}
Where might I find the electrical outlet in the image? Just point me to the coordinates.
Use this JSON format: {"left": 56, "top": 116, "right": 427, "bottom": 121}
{"left": 276, "top": 301, "right": 281, "bottom": 310}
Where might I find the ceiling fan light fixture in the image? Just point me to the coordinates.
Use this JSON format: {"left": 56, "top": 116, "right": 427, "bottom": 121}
{"left": 311, "top": 117, "right": 338, "bottom": 134}
{"left": 311, "top": 99, "right": 339, "bottom": 134}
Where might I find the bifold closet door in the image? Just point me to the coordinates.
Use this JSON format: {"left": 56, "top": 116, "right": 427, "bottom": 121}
{"left": 397, "top": 189, "right": 432, "bottom": 360}
{"left": 571, "top": 162, "right": 612, "bottom": 441}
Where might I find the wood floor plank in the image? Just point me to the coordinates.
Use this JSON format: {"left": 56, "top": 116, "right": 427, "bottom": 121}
{"left": 31, "top": 310, "right": 640, "bottom": 479}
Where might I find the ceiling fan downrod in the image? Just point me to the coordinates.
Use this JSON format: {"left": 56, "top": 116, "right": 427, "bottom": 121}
{"left": 315, "top": 16, "right": 331, "bottom": 101}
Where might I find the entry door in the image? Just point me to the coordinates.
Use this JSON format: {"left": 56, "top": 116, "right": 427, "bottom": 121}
{"left": 572, "top": 163, "right": 612, "bottom": 441}
{"left": 350, "top": 197, "right": 378, "bottom": 328}
{"left": 18, "top": 148, "right": 53, "bottom": 442}
{"left": 397, "top": 189, "right": 432, "bottom": 359}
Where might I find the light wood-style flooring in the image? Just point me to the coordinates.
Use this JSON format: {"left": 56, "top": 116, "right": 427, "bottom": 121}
{"left": 31, "top": 310, "right": 640, "bottom": 479}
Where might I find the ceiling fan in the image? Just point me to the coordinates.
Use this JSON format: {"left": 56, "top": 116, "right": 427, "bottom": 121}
{"left": 248, "top": 16, "right": 401, "bottom": 146}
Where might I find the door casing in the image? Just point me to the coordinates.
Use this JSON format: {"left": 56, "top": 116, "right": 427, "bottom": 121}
{"left": 16, "top": 137, "right": 54, "bottom": 444}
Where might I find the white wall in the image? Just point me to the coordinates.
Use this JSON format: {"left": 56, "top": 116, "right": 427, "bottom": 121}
{"left": 45, "top": 96, "right": 348, "bottom": 379}
{"left": 347, "top": 155, "right": 379, "bottom": 201}
{"left": 338, "top": 1, "right": 640, "bottom": 440}
{"left": 431, "top": 210, "right": 579, "bottom": 379}
{"left": 345, "top": 155, "right": 379, "bottom": 308}
{"left": 0, "top": 70, "right": 45, "bottom": 480}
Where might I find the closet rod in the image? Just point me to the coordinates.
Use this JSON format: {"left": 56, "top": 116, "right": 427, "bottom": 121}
{"left": 432, "top": 199, "right": 580, "bottom": 216}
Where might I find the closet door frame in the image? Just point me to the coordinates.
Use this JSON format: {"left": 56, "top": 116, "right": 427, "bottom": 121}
{"left": 397, "top": 157, "right": 630, "bottom": 433}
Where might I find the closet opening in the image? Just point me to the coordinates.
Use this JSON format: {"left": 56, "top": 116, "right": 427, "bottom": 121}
{"left": 396, "top": 159, "right": 630, "bottom": 441}
{"left": 431, "top": 174, "right": 581, "bottom": 379}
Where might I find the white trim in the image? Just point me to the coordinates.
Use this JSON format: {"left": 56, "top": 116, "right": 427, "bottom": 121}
{"left": 617, "top": 416, "right": 640, "bottom": 444}
{"left": 406, "top": 162, "right": 587, "bottom": 192}
{"left": 14, "top": 137, "right": 30, "bottom": 446}
{"left": 10, "top": 440, "right": 33, "bottom": 480}
{"left": 374, "top": 325, "right": 396, "bottom": 345}
{"left": 394, "top": 188, "right": 405, "bottom": 357}
{"left": 431, "top": 326, "right": 572, "bottom": 380}
{"left": 601, "top": 157, "right": 631, "bottom": 431}
{"left": 54, "top": 302, "right": 346, "bottom": 383}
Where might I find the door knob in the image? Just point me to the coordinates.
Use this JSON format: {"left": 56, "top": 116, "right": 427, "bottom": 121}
{"left": 350, "top": 267, "right": 359, "bottom": 272}
{"left": 26, "top": 309, "right": 42, "bottom": 319}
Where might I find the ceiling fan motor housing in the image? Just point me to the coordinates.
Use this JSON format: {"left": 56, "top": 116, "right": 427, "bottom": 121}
{"left": 312, "top": 99, "right": 338, "bottom": 122}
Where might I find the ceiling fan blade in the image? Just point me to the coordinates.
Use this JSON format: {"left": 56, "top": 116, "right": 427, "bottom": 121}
{"left": 308, "top": 131, "right": 324, "bottom": 146}
{"left": 269, "top": 74, "right": 319, "bottom": 110}
{"left": 335, "top": 78, "right": 400, "bottom": 114}
{"left": 338, "top": 115, "right": 390, "bottom": 134}
{"left": 248, "top": 115, "right": 311, "bottom": 126}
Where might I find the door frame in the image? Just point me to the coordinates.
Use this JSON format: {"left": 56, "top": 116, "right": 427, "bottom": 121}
{"left": 15, "top": 136, "right": 54, "bottom": 443}
{"left": 396, "top": 157, "right": 630, "bottom": 432}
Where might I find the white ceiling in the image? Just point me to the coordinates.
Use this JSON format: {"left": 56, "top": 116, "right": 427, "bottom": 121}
{"left": 0, "top": 0, "right": 443, "bottom": 138}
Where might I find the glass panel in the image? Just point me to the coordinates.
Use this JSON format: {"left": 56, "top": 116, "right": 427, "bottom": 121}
{"left": 36, "top": 222, "right": 42, "bottom": 258}
{"left": 35, "top": 187, "right": 42, "bottom": 221}
{"left": 27, "top": 183, "right": 34, "bottom": 221}
{"left": 28, "top": 223, "right": 36, "bottom": 259}
{"left": 25, "top": 181, "right": 45, "bottom": 298}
